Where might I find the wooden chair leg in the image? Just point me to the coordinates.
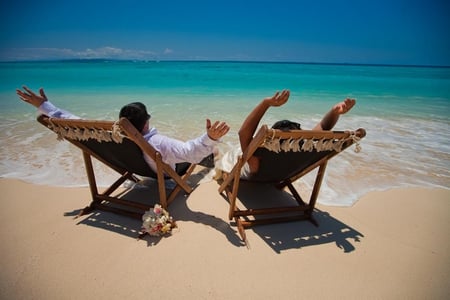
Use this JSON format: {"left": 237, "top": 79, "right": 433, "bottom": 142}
{"left": 167, "top": 164, "right": 196, "bottom": 205}
{"left": 235, "top": 217, "right": 250, "bottom": 249}
{"left": 308, "top": 162, "right": 328, "bottom": 213}
{"left": 82, "top": 151, "right": 99, "bottom": 204}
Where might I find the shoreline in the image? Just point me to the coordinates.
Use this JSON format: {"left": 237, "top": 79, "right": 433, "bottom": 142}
{"left": 1, "top": 178, "right": 449, "bottom": 299}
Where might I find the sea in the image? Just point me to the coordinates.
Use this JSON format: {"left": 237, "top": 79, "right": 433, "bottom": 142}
{"left": 0, "top": 60, "right": 449, "bottom": 206}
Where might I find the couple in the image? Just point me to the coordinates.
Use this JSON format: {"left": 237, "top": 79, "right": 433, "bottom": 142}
{"left": 17, "top": 87, "right": 356, "bottom": 179}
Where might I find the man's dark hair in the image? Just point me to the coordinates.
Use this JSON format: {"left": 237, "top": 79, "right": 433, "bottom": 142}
{"left": 272, "top": 119, "right": 302, "bottom": 131}
{"left": 119, "top": 102, "right": 151, "bottom": 132}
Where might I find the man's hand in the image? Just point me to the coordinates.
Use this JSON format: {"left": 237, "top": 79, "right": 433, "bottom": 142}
{"left": 206, "top": 119, "right": 230, "bottom": 141}
{"left": 263, "top": 89, "right": 290, "bottom": 108}
{"left": 16, "top": 86, "right": 48, "bottom": 108}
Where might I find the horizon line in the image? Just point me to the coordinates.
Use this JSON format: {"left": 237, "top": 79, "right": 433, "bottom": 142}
{"left": 1, "top": 58, "right": 449, "bottom": 68}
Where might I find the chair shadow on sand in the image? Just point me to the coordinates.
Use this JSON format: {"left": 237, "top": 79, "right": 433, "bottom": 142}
{"left": 226, "top": 181, "right": 364, "bottom": 253}
{"left": 63, "top": 168, "right": 363, "bottom": 251}
{"left": 64, "top": 167, "right": 244, "bottom": 247}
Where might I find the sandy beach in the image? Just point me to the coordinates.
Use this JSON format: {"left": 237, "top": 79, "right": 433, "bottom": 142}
{"left": 0, "top": 177, "right": 449, "bottom": 299}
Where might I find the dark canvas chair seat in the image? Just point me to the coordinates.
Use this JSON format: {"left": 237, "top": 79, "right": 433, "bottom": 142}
{"left": 245, "top": 148, "right": 333, "bottom": 183}
{"left": 82, "top": 138, "right": 192, "bottom": 179}
{"left": 38, "top": 115, "right": 196, "bottom": 219}
{"left": 218, "top": 125, "right": 366, "bottom": 245}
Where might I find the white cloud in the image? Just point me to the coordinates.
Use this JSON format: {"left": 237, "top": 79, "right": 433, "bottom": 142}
{"left": 163, "top": 48, "right": 174, "bottom": 55}
{"left": 0, "top": 46, "right": 159, "bottom": 61}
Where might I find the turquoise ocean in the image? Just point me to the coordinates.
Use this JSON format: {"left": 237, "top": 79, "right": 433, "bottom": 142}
{"left": 1, "top": 61, "right": 449, "bottom": 206}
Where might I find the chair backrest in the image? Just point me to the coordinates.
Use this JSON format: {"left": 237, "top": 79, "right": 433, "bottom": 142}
{"left": 37, "top": 115, "right": 158, "bottom": 177}
{"left": 248, "top": 148, "right": 333, "bottom": 182}
{"left": 37, "top": 115, "right": 192, "bottom": 178}
{"left": 81, "top": 138, "right": 157, "bottom": 177}
{"left": 243, "top": 125, "right": 364, "bottom": 183}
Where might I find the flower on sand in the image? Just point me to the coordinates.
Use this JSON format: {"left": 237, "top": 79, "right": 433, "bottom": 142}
{"left": 141, "top": 204, "right": 176, "bottom": 237}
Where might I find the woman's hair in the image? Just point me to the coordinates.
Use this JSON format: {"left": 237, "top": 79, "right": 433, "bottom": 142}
{"left": 119, "top": 102, "right": 151, "bottom": 132}
{"left": 271, "top": 119, "right": 302, "bottom": 131}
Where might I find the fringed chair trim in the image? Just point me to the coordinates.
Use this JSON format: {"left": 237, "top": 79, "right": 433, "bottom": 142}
{"left": 47, "top": 119, "right": 124, "bottom": 143}
{"left": 262, "top": 132, "right": 361, "bottom": 153}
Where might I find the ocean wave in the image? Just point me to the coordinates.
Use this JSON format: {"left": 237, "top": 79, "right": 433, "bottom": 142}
{"left": 1, "top": 114, "right": 449, "bottom": 207}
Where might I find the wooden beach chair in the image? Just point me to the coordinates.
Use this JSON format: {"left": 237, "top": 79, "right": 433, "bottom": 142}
{"left": 37, "top": 114, "right": 197, "bottom": 219}
{"left": 218, "top": 125, "right": 366, "bottom": 244}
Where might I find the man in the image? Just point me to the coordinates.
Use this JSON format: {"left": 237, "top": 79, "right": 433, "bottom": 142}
{"left": 16, "top": 86, "right": 230, "bottom": 172}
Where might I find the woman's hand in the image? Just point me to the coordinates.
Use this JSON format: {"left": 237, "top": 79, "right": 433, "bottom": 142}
{"left": 263, "top": 89, "right": 290, "bottom": 108}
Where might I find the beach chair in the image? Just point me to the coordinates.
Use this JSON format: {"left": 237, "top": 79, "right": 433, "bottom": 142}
{"left": 37, "top": 114, "right": 197, "bottom": 219}
{"left": 218, "top": 125, "right": 366, "bottom": 244}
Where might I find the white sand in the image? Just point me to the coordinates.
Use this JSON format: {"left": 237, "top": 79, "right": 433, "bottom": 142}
{"left": 0, "top": 179, "right": 449, "bottom": 299}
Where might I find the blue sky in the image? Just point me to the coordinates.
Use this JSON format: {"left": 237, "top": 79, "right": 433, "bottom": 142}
{"left": 1, "top": 0, "right": 449, "bottom": 65}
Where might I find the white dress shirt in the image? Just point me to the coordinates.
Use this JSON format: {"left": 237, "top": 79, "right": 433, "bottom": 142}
{"left": 38, "top": 101, "right": 218, "bottom": 172}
